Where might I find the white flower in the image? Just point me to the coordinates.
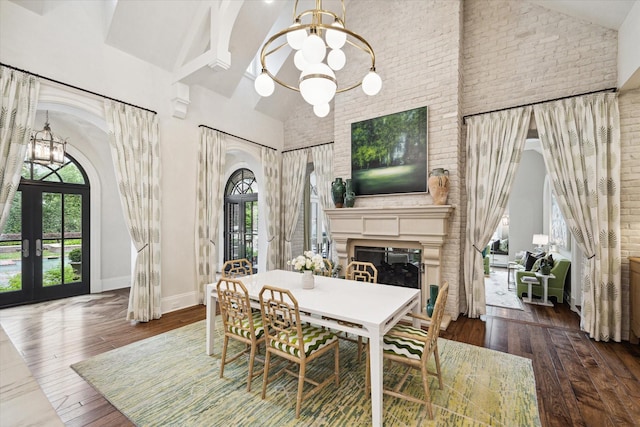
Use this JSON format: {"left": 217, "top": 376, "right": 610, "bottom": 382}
{"left": 289, "top": 251, "right": 325, "bottom": 272}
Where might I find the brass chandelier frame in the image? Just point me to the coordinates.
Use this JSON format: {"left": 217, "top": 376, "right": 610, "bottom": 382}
{"left": 258, "top": 0, "right": 377, "bottom": 94}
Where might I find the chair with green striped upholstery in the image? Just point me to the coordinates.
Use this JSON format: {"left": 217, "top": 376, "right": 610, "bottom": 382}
{"left": 366, "top": 281, "right": 449, "bottom": 419}
{"left": 259, "top": 285, "right": 340, "bottom": 419}
{"left": 217, "top": 277, "right": 265, "bottom": 392}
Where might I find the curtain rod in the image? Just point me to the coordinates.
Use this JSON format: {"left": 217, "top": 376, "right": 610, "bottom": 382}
{"left": 198, "top": 125, "right": 276, "bottom": 151}
{"left": 281, "top": 141, "right": 334, "bottom": 154}
{"left": 462, "top": 87, "right": 617, "bottom": 124}
{"left": 1, "top": 62, "right": 157, "bottom": 115}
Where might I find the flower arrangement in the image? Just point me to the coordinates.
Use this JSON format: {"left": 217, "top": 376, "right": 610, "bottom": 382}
{"left": 288, "top": 251, "right": 325, "bottom": 273}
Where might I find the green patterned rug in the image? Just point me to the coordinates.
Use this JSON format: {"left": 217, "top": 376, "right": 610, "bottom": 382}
{"left": 71, "top": 320, "right": 540, "bottom": 426}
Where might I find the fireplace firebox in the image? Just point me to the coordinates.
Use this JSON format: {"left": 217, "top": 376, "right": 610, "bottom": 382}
{"left": 354, "top": 246, "right": 421, "bottom": 289}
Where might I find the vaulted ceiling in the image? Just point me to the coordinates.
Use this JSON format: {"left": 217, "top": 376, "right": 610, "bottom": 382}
{"left": 10, "top": 0, "right": 638, "bottom": 122}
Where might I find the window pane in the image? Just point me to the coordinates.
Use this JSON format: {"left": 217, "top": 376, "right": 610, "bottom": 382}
{"left": 0, "top": 191, "right": 22, "bottom": 293}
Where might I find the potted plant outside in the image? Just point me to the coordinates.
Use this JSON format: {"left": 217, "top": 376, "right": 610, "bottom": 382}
{"left": 69, "top": 248, "right": 82, "bottom": 277}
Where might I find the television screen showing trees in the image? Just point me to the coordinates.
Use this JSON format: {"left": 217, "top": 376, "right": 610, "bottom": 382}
{"left": 351, "top": 106, "right": 427, "bottom": 195}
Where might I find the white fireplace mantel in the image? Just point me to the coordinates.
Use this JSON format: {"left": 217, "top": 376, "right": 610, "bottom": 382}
{"left": 325, "top": 205, "right": 455, "bottom": 313}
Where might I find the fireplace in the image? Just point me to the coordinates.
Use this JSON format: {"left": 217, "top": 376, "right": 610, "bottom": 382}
{"left": 325, "top": 206, "right": 454, "bottom": 314}
{"left": 353, "top": 246, "right": 421, "bottom": 289}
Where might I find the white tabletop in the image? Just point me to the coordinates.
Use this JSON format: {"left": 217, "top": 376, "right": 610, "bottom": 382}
{"left": 235, "top": 269, "right": 420, "bottom": 331}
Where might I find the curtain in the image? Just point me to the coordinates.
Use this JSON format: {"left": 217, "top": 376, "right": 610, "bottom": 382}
{"left": 282, "top": 149, "right": 308, "bottom": 265}
{"left": 195, "top": 129, "right": 226, "bottom": 300}
{"left": 104, "top": 100, "right": 161, "bottom": 322}
{"left": 261, "top": 147, "right": 280, "bottom": 270}
{"left": 534, "top": 93, "right": 621, "bottom": 342}
{"left": 310, "top": 144, "right": 334, "bottom": 259}
{"left": 0, "top": 67, "right": 39, "bottom": 231}
{"left": 463, "top": 107, "right": 531, "bottom": 318}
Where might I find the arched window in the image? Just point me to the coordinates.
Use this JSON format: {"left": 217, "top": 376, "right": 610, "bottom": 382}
{"left": 224, "top": 168, "right": 258, "bottom": 268}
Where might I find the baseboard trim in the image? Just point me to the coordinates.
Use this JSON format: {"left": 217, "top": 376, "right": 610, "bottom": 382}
{"left": 101, "top": 276, "right": 130, "bottom": 292}
{"left": 162, "top": 291, "right": 199, "bottom": 314}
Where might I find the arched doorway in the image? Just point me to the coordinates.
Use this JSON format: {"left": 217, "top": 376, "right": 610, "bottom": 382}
{"left": 223, "top": 168, "right": 258, "bottom": 269}
{"left": 0, "top": 154, "right": 90, "bottom": 307}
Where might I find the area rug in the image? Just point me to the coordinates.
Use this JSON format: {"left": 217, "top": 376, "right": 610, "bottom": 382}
{"left": 71, "top": 320, "right": 540, "bottom": 426}
{"left": 485, "top": 268, "right": 523, "bottom": 310}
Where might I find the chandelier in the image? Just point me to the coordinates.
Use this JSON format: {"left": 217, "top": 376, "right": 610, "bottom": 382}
{"left": 27, "top": 111, "right": 66, "bottom": 165}
{"left": 254, "top": 0, "right": 381, "bottom": 117}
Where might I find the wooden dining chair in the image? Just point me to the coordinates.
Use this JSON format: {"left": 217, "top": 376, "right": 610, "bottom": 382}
{"left": 259, "top": 285, "right": 340, "bottom": 419}
{"left": 340, "top": 260, "right": 378, "bottom": 360}
{"left": 346, "top": 260, "right": 378, "bottom": 283}
{"left": 217, "top": 277, "right": 265, "bottom": 392}
{"left": 322, "top": 258, "right": 333, "bottom": 277}
{"left": 366, "top": 281, "right": 449, "bottom": 419}
{"left": 221, "top": 258, "right": 253, "bottom": 278}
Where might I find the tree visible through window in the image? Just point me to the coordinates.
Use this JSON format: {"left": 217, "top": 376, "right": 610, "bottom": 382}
{"left": 224, "top": 168, "right": 258, "bottom": 268}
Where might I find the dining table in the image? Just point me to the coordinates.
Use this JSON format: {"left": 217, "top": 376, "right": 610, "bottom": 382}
{"left": 205, "top": 269, "right": 421, "bottom": 427}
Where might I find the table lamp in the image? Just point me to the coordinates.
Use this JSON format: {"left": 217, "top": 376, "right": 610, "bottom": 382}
{"left": 532, "top": 234, "right": 549, "bottom": 251}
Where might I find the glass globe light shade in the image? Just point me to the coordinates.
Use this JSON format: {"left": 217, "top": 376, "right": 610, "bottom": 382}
{"left": 313, "top": 103, "right": 330, "bottom": 118}
{"left": 327, "top": 49, "right": 346, "bottom": 71}
{"left": 362, "top": 70, "right": 382, "bottom": 96}
{"left": 294, "top": 50, "right": 309, "bottom": 71}
{"left": 286, "top": 22, "right": 307, "bottom": 50}
{"left": 299, "top": 63, "right": 336, "bottom": 106}
{"left": 254, "top": 71, "right": 275, "bottom": 97}
{"left": 302, "top": 33, "right": 326, "bottom": 64}
{"left": 325, "top": 21, "right": 347, "bottom": 50}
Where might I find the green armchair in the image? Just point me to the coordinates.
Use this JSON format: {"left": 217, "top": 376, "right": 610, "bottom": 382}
{"left": 516, "top": 258, "right": 571, "bottom": 303}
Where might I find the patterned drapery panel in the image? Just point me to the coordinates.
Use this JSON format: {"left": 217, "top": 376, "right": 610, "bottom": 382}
{"left": 282, "top": 149, "right": 308, "bottom": 265}
{"left": 261, "top": 147, "right": 280, "bottom": 270}
{"left": 104, "top": 100, "right": 161, "bottom": 322}
{"left": 464, "top": 107, "right": 531, "bottom": 318}
{"left": 0, "top": 67, "right": 39, "bottom": 231}
{"left": 534, "top": 93, "right": 621, "bottom": 342}
{"left": 310, "top": 144, "right": 334, "bottom": 259}
{"left": 195, "top": 129, "right": 226, "bottom": 300}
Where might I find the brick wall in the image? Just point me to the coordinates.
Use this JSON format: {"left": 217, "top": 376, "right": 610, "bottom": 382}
{"left": 463, "top": 0, "right": 618, "bottom": 116}
{"left": 331, "top": 0, "right": 464, "bottom": 317}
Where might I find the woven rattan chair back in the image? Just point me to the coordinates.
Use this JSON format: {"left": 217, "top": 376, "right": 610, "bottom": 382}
{"left": 222, "top": 258, "right": 253, "bottom": 278}
{"left": 346, "top": 261, "right": 378, "bottom": 283}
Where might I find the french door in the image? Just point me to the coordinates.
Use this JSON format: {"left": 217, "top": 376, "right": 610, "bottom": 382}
{"left": 0, "top": 181, "right": 90, "bottom": 308}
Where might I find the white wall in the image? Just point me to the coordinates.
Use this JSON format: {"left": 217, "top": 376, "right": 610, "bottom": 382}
{"left": 618, "top": 1, "right": 640, "bottom": 90}
{"left": 0, "top": 0, "right": 284, "bottom": 312}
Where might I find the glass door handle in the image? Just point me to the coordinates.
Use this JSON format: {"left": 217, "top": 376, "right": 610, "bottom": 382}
{"left": 35, "top": 239, "right": 42, "bottom": 256}
{"left": 22, "top": 239, "right": 29, "bottom": 258}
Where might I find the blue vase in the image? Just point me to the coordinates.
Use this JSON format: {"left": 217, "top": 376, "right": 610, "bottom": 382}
{"left": 426, "top": 284, "right": 439, "bottom": 317}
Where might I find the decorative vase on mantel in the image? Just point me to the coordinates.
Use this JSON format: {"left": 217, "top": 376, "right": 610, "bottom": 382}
{"left": 331, "top": 178, "right": 346, "bottom": 208}
{"left": 344, "top": 178, "right": 356, "bottom": 208}
{"left": 428, "top": 168, "right": 450, "bottom": 205}
{"left": 426, "top": 284, "right": 439, "bottom": 317}
{"left": 302, "top": 270, "right": 315, "bottom": 289}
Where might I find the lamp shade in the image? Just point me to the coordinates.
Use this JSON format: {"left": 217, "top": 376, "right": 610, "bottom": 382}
{"left": 299, "top": 63, "right": 337, "bottom": 106}
{"left": 254, "top": 71, "right": 275, "bottom": 97}
{"left": 286, "top": 22, "right": 306, "bottom": 50}
{"left": 362, "top": 70, "right": 382, "bottom": 96}
{"left": 532, "top": 234, "right": 549, "bottom": 246}
{"left": 301, "top": 33, "right": 326, "bottom": 64}
{"left": 313, "top": 103, "right": 330, "bottom": 118}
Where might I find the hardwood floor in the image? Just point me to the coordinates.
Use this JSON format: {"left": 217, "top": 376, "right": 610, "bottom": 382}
{"left": 1, "top": 288, "right": 639, "bottom": 426}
